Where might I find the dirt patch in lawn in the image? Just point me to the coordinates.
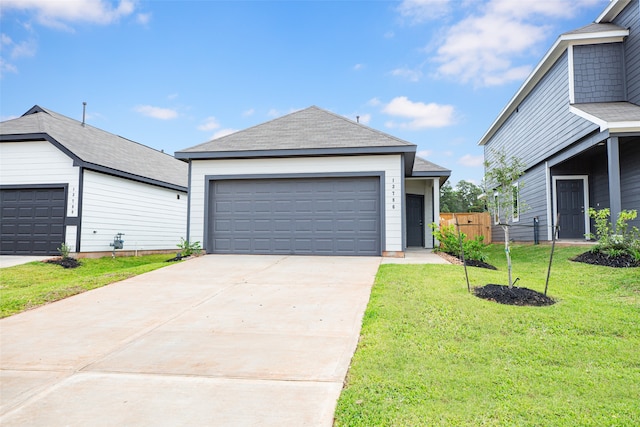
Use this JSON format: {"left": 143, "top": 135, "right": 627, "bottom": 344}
{"left": 436, "top": 252, "right": 497, "bottom": 270}
{"left": 45, "top": 257, "right": 81, "bottom": 269}
{"left": 572, "top": 251, "right": 640, "bottom": 268}
{"left": 474, "top": 284, "right": 555, "bottom": 306}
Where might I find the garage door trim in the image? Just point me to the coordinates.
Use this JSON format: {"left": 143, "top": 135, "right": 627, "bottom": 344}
{"left": 202, "top": 172, "right": 386, "bottom": 255}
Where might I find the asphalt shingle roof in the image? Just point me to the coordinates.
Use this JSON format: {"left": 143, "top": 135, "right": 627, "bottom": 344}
{"left": 563, "top": 22, "right": 626, "bottom": 35}
{"left": 571, "top": 101, "right": 640, "bottom": 123}
{"left": 0, "top": 106, "right": 187, "bottom": 189}
{"left": 178, "top": 106, "right": 416, "bottom": 154}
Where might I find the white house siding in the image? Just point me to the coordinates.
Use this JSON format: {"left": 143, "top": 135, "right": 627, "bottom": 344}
{"left": 405, "top": 178, "right": 437, "bottom": 248}
{"left": 189, "top": 155, "right": 404, "bottom": 252}
{"left": 0, "top": 140, "right": 81, "bottom": 251}
{"left": 80, "top": 170, "right": 187, "bottom": 252}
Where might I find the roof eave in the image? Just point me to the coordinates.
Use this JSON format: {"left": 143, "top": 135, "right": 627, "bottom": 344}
{"left": 478, "top": 29, "right": 629, "bottom": 146}
{"left": 569, "top": 105, "right": 640, "bottom": 133}
{"left": 175, "top": 145, "right": 417, "bottom": 160}
{"left": 596, "top": 0, "right": 632, "bottom": 23}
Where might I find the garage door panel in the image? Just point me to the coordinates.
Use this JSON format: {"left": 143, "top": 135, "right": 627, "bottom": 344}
{"left": 208, "top": 177, "right": 380, "bottom": 256}
{"left": 1, "top": 188, "right": 66, "bottom": 255}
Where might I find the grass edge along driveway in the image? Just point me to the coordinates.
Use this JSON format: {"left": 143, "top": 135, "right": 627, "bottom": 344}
{"left": 0, "top": 255, "right": 174, "bottom": 318}
{"left": 335, "top": 244, "right": 640, "bottom": 426}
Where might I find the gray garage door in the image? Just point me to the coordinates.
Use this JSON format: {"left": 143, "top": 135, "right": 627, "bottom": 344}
{"left": 209, "top": 177, "right": 380, "bottom": 255}
{"left": 0, "top": 188, "right": 66, "bottom": 255}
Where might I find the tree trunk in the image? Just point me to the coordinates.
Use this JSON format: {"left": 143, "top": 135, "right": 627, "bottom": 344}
{"left": 503, "top": 225, "right": 513, "bottom": 288}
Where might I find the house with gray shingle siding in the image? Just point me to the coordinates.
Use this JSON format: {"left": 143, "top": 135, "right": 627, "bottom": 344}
{"left": 0, "top": 106, "right": 188, "bottom": 256}
{"left": 176, "top": 106, "right": 450, "bottom": 256}
{"left": 479, "top": 0, "right": 640, "bottom": 242}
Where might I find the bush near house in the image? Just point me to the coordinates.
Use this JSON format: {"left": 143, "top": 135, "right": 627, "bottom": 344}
{"left": 429, "top": 223, "right": 489, "bottom": 263}
{"left": 575, "top": 208, "right": 640, "bottom": 268}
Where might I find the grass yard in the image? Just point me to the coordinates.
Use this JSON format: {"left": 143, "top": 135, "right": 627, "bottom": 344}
{"left": 0, "top": 255, "right": 174, "bottom": 318}
{"left": 335, "top": 244, "right": 640, "bottom": 426}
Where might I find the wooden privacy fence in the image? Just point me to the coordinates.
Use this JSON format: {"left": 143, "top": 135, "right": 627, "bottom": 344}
{"left": 440, "top": 212, "right": 492, "bottom": 244}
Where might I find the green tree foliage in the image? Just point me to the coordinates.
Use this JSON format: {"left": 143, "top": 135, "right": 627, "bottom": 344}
{"left": 483, "top": 149, "right": 526, "bottom": 288}
{"left": 440, "top": 180, "right": 485, "bottom": 213}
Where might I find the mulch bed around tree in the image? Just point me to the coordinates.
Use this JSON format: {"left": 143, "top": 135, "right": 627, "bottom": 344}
{"left": 572, "top": 251, "right": 640, "bottom": 268}
{"left": 474, "top": 284, "right": 555, "bottom": 306}
{"left": 46, "top": 257, "right": 81, "bottom": 269}
{"left": 435, "top": 252, "right": 498, "bottom": 270}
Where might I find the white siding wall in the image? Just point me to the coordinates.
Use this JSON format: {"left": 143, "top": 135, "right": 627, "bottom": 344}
{"left": 405, "top": 178, "right": 437, "bottom": 248}
{"left": 0, "top": 140, "right": 81, "bottom": 251}
{"left": 189, "top": 155, "right": 403, "bottom": 252}
{"left": 80, "top": 170, "right": 187, "bottom": 252}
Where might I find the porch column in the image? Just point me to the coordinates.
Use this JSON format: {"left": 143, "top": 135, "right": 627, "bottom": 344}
{"left": 607, "top": 136, "right": 622, "bottom": 226}
{"left": 432, "top": 178, "right": 440, "bottom": 247}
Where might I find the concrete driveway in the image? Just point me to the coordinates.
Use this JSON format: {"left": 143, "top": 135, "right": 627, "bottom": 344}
{"left": 0, "top": 255, "right": 380, "bottom": 426}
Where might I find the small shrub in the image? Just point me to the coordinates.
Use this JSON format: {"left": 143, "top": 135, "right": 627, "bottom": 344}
{"left": 177, "top": 238, "right": 202, "bottom": 257}
{"left": 429, "top": 223, "right": 489, "bottom": 262}
{"left": 57, "top": 243, "right": 71, "bottom": 259}
{"left": 587, "top": 208, "right": 639, "bottom": 259}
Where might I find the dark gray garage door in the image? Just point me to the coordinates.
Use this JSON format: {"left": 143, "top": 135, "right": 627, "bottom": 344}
{"left": 1, "top": 188, "right": 66, "bottom": 255}
{"left": 209, "top": 177, "right": 380, "bottom": 255}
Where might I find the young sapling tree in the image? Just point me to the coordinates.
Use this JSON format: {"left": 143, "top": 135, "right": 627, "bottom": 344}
{"left": 483, "top": 149, "right": 526, "bottom": 288}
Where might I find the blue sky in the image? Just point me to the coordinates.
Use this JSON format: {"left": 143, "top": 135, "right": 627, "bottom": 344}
{"left": 1, "top": 0, "right": 609, "bottom": 184}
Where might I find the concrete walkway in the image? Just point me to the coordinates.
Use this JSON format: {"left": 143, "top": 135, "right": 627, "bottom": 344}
{"left": 0, "top": 255, "right": 381, "bottom": 426}
{"left": 0, "top": 256, "right": 50, "bottom": 269}
{"left": 381, "top": 248, "right": 450, "bottom": 264}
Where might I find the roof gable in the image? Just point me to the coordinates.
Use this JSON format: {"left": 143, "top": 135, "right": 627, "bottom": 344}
{"left": 478, "top": 4, "right": 630, "bottom": 146}
{"left": 0, "top": 105, "right": 187, "bottom": 190}
{"left": 176, "top": 106, "right": 416, "bottom": 158}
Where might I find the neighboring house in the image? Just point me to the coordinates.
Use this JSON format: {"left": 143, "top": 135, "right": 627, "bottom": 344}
{"left": 0, "top": 105, "right": 188, "bottom": 256}
{"left": 479, "top": 0, "right": 640, "bottom": 242}
{"left": 175, "top": 106, "right": 450, "bottom": 256}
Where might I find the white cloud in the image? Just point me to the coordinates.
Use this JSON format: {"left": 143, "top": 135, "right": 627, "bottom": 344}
{"left": 353, "top": 63, "right": 364, "bottom": 71}
{"left": 243, "top": 108, "right": 255, "bottom": 117}
{"left": 367, "top": 97, "right": 382, "bottom": 107}
{"left": 136, "top": 12, "right": 151, "bottom": 26}
{"left": 10, "top": 39, "right": 37, "bottom": 59}
{"left": 197, "top": 116, "right": 220, "bottom": 131}
{"left": 384, "top": 31, "right": 395, "bottom": 39}
{"left": 382, "top": 96, "right": 455, "bottom": 129}
{"left": 0, "top": 58, "right": 18, "bottom": 77}
{"left": 432, "top": 0, "right": 603, "bottom": 87}
{"left": 417, "top": 150, "right": 432, "bottom": 158}
{"left": 211, "top": 128, "right": 237, "bottom": 140}
{"left": 1, "top": 34, "right": 12, "bottom": 46}
{"left": 134, "top": 105, "right": 178, "bottom": 120}
{"left": 167, "top": 93, "right": 178, "bottom": 100}
{"left": 390, "top": 67, "right": 422, "bottom": 82}
{"left": 267, "top": 109, "right": 280, "bottom": 117}
{"left": 458, "top": 154, "right": 484, "bottom": 167}
{"left": 398, "top": 0, "right": 451, "bottom": 24}
{"left": 1, "top": 0, "right": 135, "bottom": 29}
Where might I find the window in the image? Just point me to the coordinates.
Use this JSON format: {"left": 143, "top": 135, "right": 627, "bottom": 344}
{"left": 512, "top": 182, "right": 520, "bottom": 222}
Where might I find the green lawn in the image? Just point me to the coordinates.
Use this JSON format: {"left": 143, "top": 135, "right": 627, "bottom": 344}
{"left": 0, "top": 255, "right": 175, "bottom": 318}
{"left": 335, "top": 244, "right": 640, "bottom": 426}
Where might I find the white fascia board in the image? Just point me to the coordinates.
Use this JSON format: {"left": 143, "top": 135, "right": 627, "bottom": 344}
{"left": 596, "top": 0, "right": 632, "bottom": 23}
{"left": 608, "top": 122, "right": 640, "bottom": 132}
{"left": 478, "top": 29, "right": 629, "bottom": 146}
{"left": 477, "top": 37, "right": 567, "bottom": 146}
{"left": 569, "top": 105, "right": 640, "bottom": 133}
{"left": 569, "top": 105, "right": 609, "bottom": 130}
